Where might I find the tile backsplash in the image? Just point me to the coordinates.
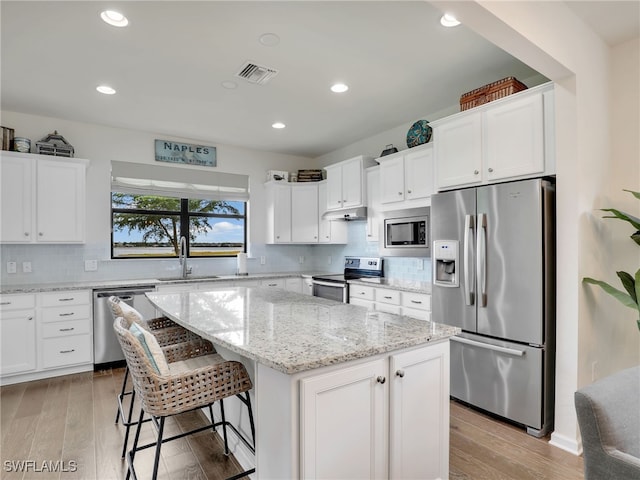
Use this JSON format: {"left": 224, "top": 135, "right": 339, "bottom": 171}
{"left": 0, "top": 223, "right": 431, "bottom": 286}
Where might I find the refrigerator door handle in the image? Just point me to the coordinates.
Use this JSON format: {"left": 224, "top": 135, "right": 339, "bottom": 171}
{"left": 476, "top": 213, "right": 487, "bottom": 307}
{"left": 451, "top": 336, "right": 526, "bottom": 357}
{"left": 463, "top": 214, "right": 475, "bottom": 305}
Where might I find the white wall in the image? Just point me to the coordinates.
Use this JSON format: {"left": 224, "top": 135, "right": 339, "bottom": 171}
{"left": 425, "top": 0, "right": 639, "bottom": 454}
{"left": 0, "top": 110, "right": 321, "bottom": 283}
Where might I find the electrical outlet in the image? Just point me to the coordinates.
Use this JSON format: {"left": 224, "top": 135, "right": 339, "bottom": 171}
{"left": 85, "top": 260, "right": 98, "bottom": 271}
{"left": 327, "top": 255, "right": 332, "bottom": 265}
{"left": 416, "top": 259, "right": 424, "bottom": 271}
{"left": 299, "top": 256, "right": 305, "bottom": 264}
{"left": 260, "top": 256, "right": 266, "bottom": 265}
{"left": 7, "top": 262, "right": 16, "bottom": 274}
{"left": 22, "top": 262, "right": 32, "bottom": 273}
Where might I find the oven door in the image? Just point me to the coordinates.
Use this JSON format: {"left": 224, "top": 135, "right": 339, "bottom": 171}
{"left": 312, "top": 280, "right": 348, "bottom": 303}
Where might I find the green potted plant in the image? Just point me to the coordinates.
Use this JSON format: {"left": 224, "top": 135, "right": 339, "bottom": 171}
{"left": 583, "top": 190, "right": 640, "bottom": 331}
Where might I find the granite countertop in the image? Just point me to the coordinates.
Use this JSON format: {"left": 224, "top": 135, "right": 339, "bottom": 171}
{"left": 146, "top": 287, "right": 458, "bottom": 375}
{"left": 347, "top": 277, "right": 432, "bottom": 294}
{"left": 0, "top": 271, "right": 332, "bottom": 295}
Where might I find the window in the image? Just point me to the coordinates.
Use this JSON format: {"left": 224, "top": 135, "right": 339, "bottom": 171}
{"left": 109, "top": 161, "right": 250, "bottom": 259}
{"left": 111, "top": 193, "right": 246, "bottom": 258}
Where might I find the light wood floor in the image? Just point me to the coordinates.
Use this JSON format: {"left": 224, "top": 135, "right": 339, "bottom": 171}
{"left": 1, "top": 368, "right": 584, "bottom": 480}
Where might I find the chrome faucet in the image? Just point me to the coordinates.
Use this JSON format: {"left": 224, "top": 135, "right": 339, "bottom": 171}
{"left": 179, "top": 236, "right": 192, "bottom": 278}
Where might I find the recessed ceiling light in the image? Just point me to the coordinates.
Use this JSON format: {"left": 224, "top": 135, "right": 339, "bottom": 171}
{"left": 440, "top": 13, "right": 461, "bottom": 27}
{"left": 259, "top": 33, "right": 280, "bottom": 47}
{"left": 96, "top": 85, "right": 116, "bottom": 95}
{"left": 272, "top": 122, "right": 286, "bottom": 129}
{"left": 100, "top": 10, "right": 129, "bottom": 27}
{"left": 330, "top": 83, "right": 349, "bottom": 93}
{"left": 221, "top": 81, "right": 238, "bottom": 89}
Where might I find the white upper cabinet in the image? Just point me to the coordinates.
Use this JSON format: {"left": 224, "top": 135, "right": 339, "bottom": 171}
{"left": 484, "top": 92, "right": 544, "bottom": 181}
{"left": 378, "top": 144, "right": 434, "bottom": 210}
{"left": 265, "top": 181, "right": 292, "bottom": 244}
{"left": 365, "top": 166, "right": 380, "bottom": 242}
{"left": 434, "top": 110, "right": 484, "bottom": 189}
{"left": 324, "top": 155, "right": 376, "bottom": 211}
{"left": 0, "top": 152, "right": 88, "bottom": 243}
{"left": 318, "top": 182, "right": 347, "bottom": 244}
{"left": 266, "top": 181, "right": 346, "bottom": 244}
{"left": 433, "top": 83, "right": 554, "bottom": 191}
{"left": 291, "top": 183, "right": 319, "bottom": 243}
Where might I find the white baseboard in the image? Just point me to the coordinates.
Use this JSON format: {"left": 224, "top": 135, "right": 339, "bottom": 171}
{"left": 549, "top": 431, "right": 582, "bottom": 456}
{"left": 0, "top": 363, "right": 93, "bottom": 386}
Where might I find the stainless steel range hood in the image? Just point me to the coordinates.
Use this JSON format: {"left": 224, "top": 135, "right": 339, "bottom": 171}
{"left": 322, "top": 206, "right": 367, "bottom": 221}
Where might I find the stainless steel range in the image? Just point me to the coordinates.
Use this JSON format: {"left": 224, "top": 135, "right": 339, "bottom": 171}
{"left": 311, "top": 257, "right": 383, "bottom": 303}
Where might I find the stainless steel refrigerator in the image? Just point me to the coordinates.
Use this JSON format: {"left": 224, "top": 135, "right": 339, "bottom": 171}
{"left": 431, "top": 178, "right": 555, "bottom": 437}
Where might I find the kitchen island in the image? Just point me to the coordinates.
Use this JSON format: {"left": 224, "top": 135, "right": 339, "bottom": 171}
{"left": 146, "top": 286, "right": 459, "bottom": 479}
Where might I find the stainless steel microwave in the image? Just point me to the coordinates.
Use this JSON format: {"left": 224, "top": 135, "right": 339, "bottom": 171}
{"left": 379, "top": 208, "right": 430, "bottom": 257}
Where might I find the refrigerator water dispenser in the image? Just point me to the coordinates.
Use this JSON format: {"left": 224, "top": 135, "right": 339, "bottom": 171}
{"left": 433, "top": 240, "right": 459, "bottom": 287}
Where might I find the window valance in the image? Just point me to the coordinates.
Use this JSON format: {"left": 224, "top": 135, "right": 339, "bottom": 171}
{"left": 111, "top": 161, "right": 249, "bottom": 201}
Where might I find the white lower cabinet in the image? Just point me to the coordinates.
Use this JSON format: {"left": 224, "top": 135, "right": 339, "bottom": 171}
{"left": 39, "top": 290, "right": 92, "bottom": 370}
{"left": 301, "top": 342, "right": 449, "bottom": 479}
{"left": 301, "top": 358, "right": 388, "bottom": 479}
{"left": 1, "top": 290, "right": 93, "bottom": 385}
{"left": 389, "top": 342, "right": 449, "bottom": 479}
{"left": 349, "top": 284, "right": 431, "bottom": 321}
{"left": 0, "top": 294, "right": 37, "bottom": 376}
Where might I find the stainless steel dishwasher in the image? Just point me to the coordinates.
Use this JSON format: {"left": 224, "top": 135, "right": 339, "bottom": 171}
{"left": 92, "top": 284, "right": 157, "bottom": 368}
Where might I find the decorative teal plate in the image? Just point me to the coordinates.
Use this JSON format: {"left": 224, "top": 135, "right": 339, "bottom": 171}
{"left": 406, "top": 120, "right": 432, "bottom": 148}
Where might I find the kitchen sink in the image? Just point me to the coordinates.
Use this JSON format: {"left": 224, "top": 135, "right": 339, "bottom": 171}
{"left": 157, "top": 275, "right": 220, "bottom": 282}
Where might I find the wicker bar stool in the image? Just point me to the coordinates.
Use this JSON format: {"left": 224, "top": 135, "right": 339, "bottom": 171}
{"left": 108, "top": 296, "right": 215, "bottom": 458}
{"left": 113, "top": 316, "right": 256, "bottom": 480}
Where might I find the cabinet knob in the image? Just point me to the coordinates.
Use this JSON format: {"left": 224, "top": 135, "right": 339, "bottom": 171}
{"left": 407, "top": 190, "right": 412, "bottom": 194}
{"left": 474, "top": 170, "right": 479, "bottom": 175}
{"left": 39, "top": 232, "right": 44, "bottom": 236}
{"left": 398, "top": 192, "right": 402, "bottom": 196}
{"left": 24, "top": 232, "right": 29, "bottom": 237}
{"left": 27, "top": 316, "right": 33, "bottom": 321}
{"left": 396, "top": 369, "right": 405, "bottom": 378}
{"left": 488, "top": 167, "right": 494, "bottom": 173}
{"left": 376, "top": 376, "right": 386, "bottom": 384}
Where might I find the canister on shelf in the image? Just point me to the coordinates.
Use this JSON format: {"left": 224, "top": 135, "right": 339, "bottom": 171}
{"left": 13, "top": 137, "right": 31, "bottom": 153}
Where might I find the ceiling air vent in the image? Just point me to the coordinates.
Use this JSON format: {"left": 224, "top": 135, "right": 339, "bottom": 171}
{"left": 235, "top": 61, "right": 279, "bottom": 85}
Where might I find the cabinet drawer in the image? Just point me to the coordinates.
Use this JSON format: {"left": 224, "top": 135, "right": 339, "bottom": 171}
{"left": 0, "top": 294, "right": 35, "bottom": 311}
{"left": 41, "top": 304, "right": 90, "bottom": 323}
{"left": 349, "top": 297, "right": 374, "bottom": 309}
{"left": 375, "top": 303, "right": 401, "bottom": 315}
{"left": 402, "top": 307, "right": 431, "bottom": 322}
{"left": 42, "top": 319, "right": 91, "bottom": 339}
{"left": 375, "top": 288, "right": 401, "bottom": 305}
{"left": 42, "top": 335, "right": 92, "bottom": 369}
{"left": 401, "top": 292, "right": 431, "bottom": 311}
{"left": 350, "top": 285, "right": 375, "bottom": 301}
{"left": 39, "top": 290, "right": 90, "bottom": 307}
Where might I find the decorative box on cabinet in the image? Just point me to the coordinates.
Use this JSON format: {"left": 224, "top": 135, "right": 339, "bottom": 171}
{"left": 377, "top": 144, "right": 434, "bottom": 210}
{"left": 0, "top": 151, "right": 88, "bottom": 243}
{"left": 0, "top": 294, "right": 37, "bottom": 376}
{"left": 323, "top": 155, "right": 376, "bottom": 211}
{"left": 432, "top": 82, "right": 554, "bottom": 191}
